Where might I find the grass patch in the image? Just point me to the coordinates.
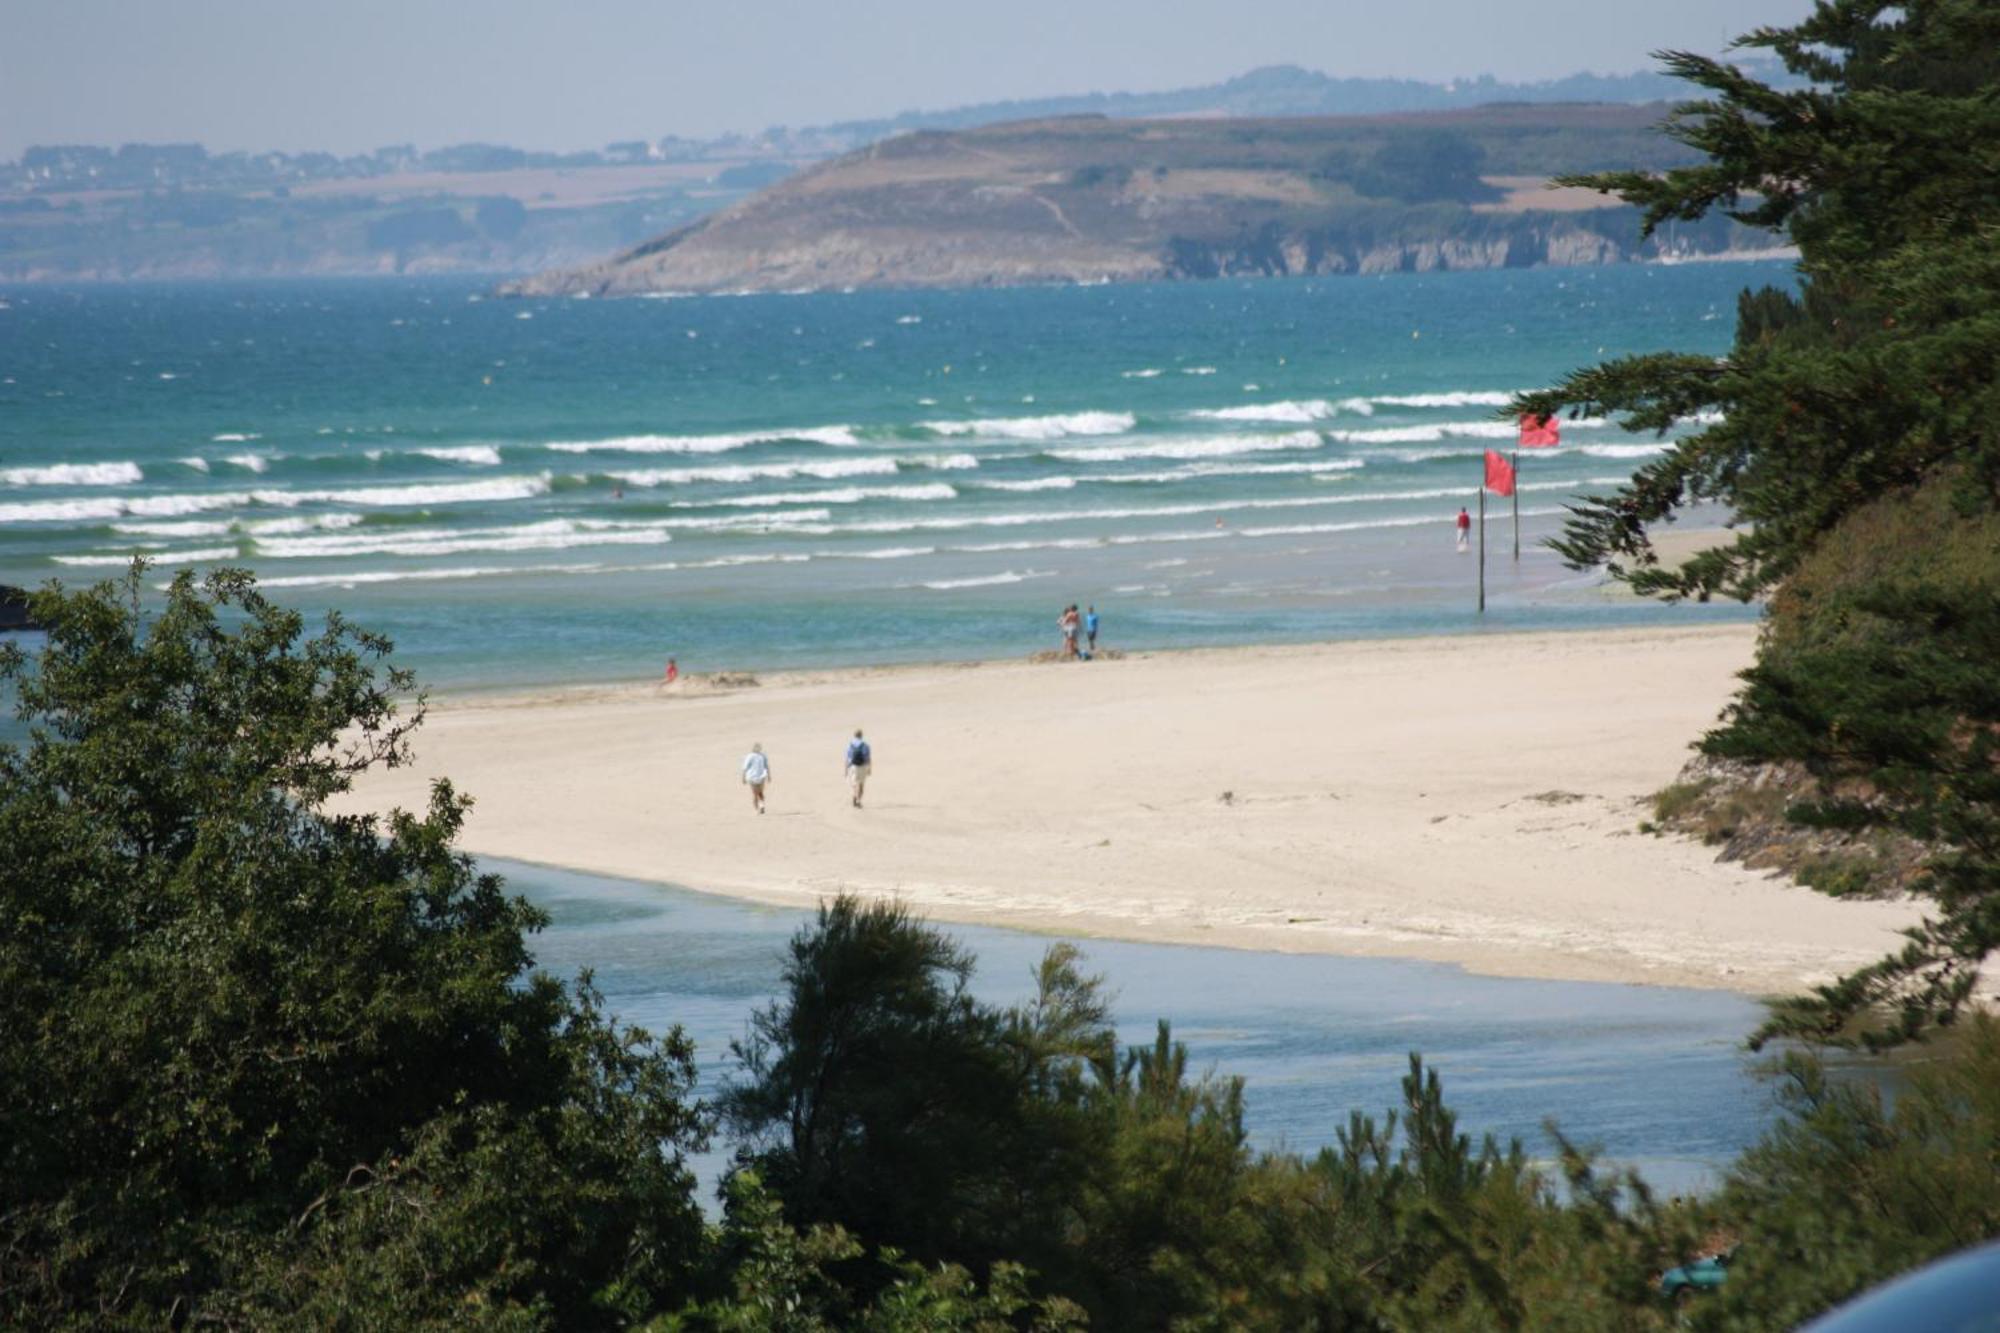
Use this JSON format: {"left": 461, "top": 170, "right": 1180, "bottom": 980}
{"left": 1652, "top": 778, "right": 1717, "bottom": 824}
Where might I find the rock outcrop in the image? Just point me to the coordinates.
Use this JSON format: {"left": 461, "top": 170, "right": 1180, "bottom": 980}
{"left": 506, "top": 105, "right": 1766, "bottom": 298}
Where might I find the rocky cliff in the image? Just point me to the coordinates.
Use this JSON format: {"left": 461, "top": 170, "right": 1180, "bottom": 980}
{"left": 505, "top": 105, "right": 1762, "bottom": 297}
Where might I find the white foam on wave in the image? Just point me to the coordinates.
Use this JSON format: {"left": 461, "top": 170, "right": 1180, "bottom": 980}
{"left": 251, "top": 562, "right": 603, "bottom": 590}
{"left": 950, "top": 537, "right": 1105, "bottom": 554}
{"left": 413, "top": 445, "right": 504, "bottom": 465}
{"left": 112, "top": 520, "right": 234, "bottom": 538}
{"left": 788, "top": 491, "right": 1413, "bottom": 539}
{"left": 685, "top": 483, "right": 957, "bottom": 509}
{"left": 1181, "top": 366, "right": 1217, "bottom": 376}
{"left": 818, "top": 545, "right": 939, "bottom": 561}
{"left": 242, "top": 512, "right": 366, "bottom": 536}
{"left": 1579, "top": 443, "right": 1672, "bottom": 459}
{"left": 608, "top": 456, "right": 901, "bottom": 488}
{"left": 0, "top": 492, "right": 253, "bottom": 524}
{"left": 975, "top": 477, "right": 1078, "bottom": 492}
{"left": 225, "top": 453, "right": 269, "bottom": 473}
{"left": 922, "top": 411, "right": 1134, "bottom": 441}
{"left": 546, "top": 425, "right": 859, "bottom": 454}
{"left": 1121, "top": 368, "right": 1164, "bottom": 379}
{"left": 1102, "top": 458, "right": 1365, "bottom": 484}
{"left": 645, "top": 508, "right": 834, "bottom": 532}
{"left": 1368, "top": 390, "right": 1520, "bottom": 408}
{"left": 2, "top": 461, "right": 145, "bottom": 486}
{"left": 54, "top": 545, "right": 239, "bottom": 567}
{"left": 1332, "top": 418, "right": 1607, "bottom": 447}
{"left": 917, "top": 570, "right": 1053, "bottom": 591}
{"left": 210, "top": 432, "right": 262, "bottom": 443}
{"left": 1327, "top": 421, "right": 1530, "bottom": 445}
{"left": 179, "top": 457, "right": 212, "bottom": 473}
{"left": 251, "top": 475, "right": 552, "bottom": 508}
{"left": 256, "top": 518, "right": 675, "bottom": 561}
{"left": 1049, "top": 430, "right": 1322, "bottom": 463}
{"left": 1189, "top": 399, "right": 1336, "bottom": 424}
{"left": 1237, "top": 506, "right": 1565, "bottom": 539}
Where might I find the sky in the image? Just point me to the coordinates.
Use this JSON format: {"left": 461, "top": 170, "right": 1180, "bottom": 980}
{"left": 1, "top": 0, "right": 1816, "bottom": 160}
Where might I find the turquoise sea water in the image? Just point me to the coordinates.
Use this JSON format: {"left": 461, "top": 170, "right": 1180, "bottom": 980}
{"left": 0, "top": 265, "right": 1778, "bottom": 689}
{"left": 2, "top": 268, "right": 1808, "bottom": 1191}
{"left": 507, "top": 859, "right": 1774, "bottom": 1201}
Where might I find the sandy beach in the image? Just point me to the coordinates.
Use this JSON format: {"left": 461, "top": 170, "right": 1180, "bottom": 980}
{"left": 338, "top": 621, "right": 1923, "bottom": 996}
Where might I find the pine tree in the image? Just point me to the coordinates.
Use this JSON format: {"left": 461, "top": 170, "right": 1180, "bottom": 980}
{"left": 1514, "top": 1, "right": 2000, "bottom": 1045}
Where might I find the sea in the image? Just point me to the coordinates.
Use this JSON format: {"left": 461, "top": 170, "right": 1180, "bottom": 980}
{"left": 3, "top": 264, "right": 1801, "bottom": 1191}
{"left": 0, "top": 263, "right": 1778, "bottom": 691}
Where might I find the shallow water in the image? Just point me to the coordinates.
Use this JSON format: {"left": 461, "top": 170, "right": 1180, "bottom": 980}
{"left": 1, "top": 267, "right": 1777, "bottom": 689}
{"left": 501, "top": 857, "right": 1776, "bottom": 1204}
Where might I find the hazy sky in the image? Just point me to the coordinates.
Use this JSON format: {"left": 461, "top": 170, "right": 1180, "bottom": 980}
{"left": 2, "top": 0, "right": 1813, "bottom": 159}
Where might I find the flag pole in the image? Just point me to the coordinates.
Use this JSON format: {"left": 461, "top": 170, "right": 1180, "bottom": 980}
{"left": 1510, "top": 450, "right": 1520, "bottom": 562}
{"left": 1477, "top": 486, "right": 1486, "bottom": 614}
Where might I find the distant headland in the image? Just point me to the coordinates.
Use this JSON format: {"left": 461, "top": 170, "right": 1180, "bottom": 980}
{"left": 503, "top": 104, "right": 1774, "bottom": 298}
{"left": 0, "top": 61, "right": 1800, "bottom": 284}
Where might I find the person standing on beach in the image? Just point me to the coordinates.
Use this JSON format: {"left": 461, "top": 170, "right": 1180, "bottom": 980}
{"left": 1455, "top": 507, "right": 1471, "bottom": 552}
{"left": 662, "top": 656, "right": 679, "bottom": 685}
{"left": 1059, "top": 605, "right": 1080, "bottom": 658}
{"left": 844, "top": 729, "right": 872, "bottom": 807}
{"left": 1085, "top": 604, "right": 1100, "bottom": 654}
{"left": 741, "top": 742, "right": 770, "bottom": 814}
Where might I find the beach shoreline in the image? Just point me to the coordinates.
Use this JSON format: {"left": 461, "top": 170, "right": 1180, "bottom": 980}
{"left": 338, "top": 614, "right": 1923, "bottom": 997}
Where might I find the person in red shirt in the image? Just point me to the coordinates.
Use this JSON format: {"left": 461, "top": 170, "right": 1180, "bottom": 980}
{"left": 1455, "top": 507, "right": 1471, "bottom": 552}
{"left": 662, "top": 656, "right": 679, "bottom": 685}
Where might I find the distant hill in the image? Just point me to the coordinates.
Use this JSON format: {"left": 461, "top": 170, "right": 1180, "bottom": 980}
{"left": 3, "top": 59, "right": 1800, "bottom": 284}
{"left": 506, "top": 104, "right": 1772, "bottom": 298}
{"left": 810, "top": 60, "right": 1801, "bottom": 143}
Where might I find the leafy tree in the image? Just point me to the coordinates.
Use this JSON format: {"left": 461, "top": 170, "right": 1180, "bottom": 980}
{"left": 476, "top": 195, "right": 529, "bottom": 240}
{"left": 1351, "top": 129, "right": 1501, "bottom": 204}
{"left": 657, "top": 1172, "right": 1086, "bottom": 1331}
{"left": 0, "top": 566, "right": 708, "bottom": 1327}
{"left": 721, "top": 898, "right": 1285, "bottom": 1328}
{"left": 1515, "top": 0, "right": 2000, "bottom": 1045}
{"left": 720, "top": 896, "right": 1042, "bottom": 1284}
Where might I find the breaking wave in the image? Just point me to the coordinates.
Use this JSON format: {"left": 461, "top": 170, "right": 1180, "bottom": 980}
{"left": 2, "top": 461, "right": 144, "bottom": 487}
{"left": 547, "top": 425, "right": 860, "bottom": 454}
{"left": 922, "top": 411, "right": 1134, "bottom": 440}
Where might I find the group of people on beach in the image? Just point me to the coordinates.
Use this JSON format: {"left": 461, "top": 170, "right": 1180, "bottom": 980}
{"left": 737, "top": 728, "right": 872, "bottom": 814}
{"left": 1058, "top": 603, "right": 1100, "bottom": 659}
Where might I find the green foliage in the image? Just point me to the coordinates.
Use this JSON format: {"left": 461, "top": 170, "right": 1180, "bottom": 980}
{"left": 1515, "top": 0, "right": 2000, "bottom": 1045}
{"left": 1349, "top": 129, "right": 1502, "bottom": 204}
{"left": 659, "top": 1172, "right": 1087, "bottom": 1331}
{"left": 0, "top": 566, "right": 707, "bottom": 1327}
{"left": 17, "top": 563, "right": 1999, "bottom": 1328}
{"left": 1689, "top": 1017, "right": 2000, "bottom": 1328}
{"left": 1653, "top": 778, "right": 1719, "bottom": 824}
{"left": 720, "top": 896, "right": 1044, "bottom": 1284}
{"left": 722, "top": 898, "right": 1298, "bottom": 1328}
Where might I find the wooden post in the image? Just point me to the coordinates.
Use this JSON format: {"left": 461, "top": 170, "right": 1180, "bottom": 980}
{"left": 1477, "top": 487, "right": 1486, "bottom": 614}
{"left": 1511, "top": 451, "right": 1520, "bottom": 562}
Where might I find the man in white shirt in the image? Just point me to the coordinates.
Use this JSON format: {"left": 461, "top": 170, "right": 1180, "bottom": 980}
{"left": 741, "top": 742, "right": 771, "bottom": 814}
{"left": 843, "top": 729, "right": 872, "bottom": 808}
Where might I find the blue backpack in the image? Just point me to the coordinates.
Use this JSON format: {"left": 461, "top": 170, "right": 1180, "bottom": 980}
{"left": 851, "top": 740, "right": 871, "bottom": 766}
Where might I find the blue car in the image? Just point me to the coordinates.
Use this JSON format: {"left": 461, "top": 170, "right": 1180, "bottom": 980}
{"left": 1661, "top": 1249, "right": 1734, "bottom": 1302}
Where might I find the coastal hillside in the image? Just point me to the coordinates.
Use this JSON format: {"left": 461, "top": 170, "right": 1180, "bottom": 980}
{"left": 505, "top": 103, "right": 1761, "bottom": 296}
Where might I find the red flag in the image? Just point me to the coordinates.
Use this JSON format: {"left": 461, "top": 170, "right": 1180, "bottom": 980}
{"left": 1484, "top": 449, "right": 1516, "bottom": 497}
{"left": 1518, "top": 413, "right": 1560, "bottom": 447}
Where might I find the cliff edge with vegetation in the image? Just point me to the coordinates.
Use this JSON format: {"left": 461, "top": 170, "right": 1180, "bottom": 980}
{"left": 505, "top": 103, "right": 1767, "bottom": 296}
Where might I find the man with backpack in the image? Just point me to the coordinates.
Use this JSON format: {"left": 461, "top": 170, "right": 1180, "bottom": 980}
{"left": 844, "top": 728, "right": 873, "bottom": 808}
